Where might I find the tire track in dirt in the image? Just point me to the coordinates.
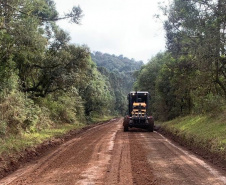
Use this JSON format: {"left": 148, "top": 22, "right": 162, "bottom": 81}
{"left": 0, "top": 119, "right": 123, "bottom": 185}
{"left": 1, "top": 119, "right": 226, "bottom": 185}
{"left": 104, "top": 129, "right": 133, "bottom": 185}
{"left": 129, "top": 130, "right": 158, "bottom": 185}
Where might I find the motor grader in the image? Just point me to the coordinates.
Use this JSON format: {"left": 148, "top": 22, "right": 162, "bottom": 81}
{"left": 123, "top": 91, "right": 154, "bottom": 132}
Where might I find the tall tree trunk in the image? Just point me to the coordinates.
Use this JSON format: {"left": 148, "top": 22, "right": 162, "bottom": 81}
{"left": 214, "top": 0, "right": 226, "bottom": 98}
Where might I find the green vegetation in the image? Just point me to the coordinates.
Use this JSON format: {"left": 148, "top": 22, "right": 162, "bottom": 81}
{"left": 92, "top": 52, "right": 143, "bottom": 115}
{"left": 160, "top": 112, "right": 226, "bottom": 161}
{"left": 0, "top": 114, "right": 114, "bottom": 155}
{"left": 1, "top": 0, "right": 225, "bottom": 162}
{"left": 135, "top": 0, "right": 226, "bottom": 120}
{"left": 91, "top": 52, "right": 143, "bottom": 73}
{"left": 134, "top": 0, "right": 226, "bottom": 161}
{"left": 89, "top": 115, "right": 115, "bottom": 124}
{"left": 0, "top": 123, "right": 85, "bottom": 155}
{"left": 0, "top": 0, "right": 141, "bottom": 156}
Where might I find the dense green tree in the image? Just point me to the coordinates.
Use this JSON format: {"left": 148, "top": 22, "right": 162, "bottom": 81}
{"left": 91, "top": 52, "right": 143, "bottom": 73}
{"left": 0, "top": 0, "right": 118, "bottom": 135}
{"left": 0, "top": 0, "right": 84, "bottom": 96}
{"left": 97, "top": 66, "right": 127, "bottom": 115}
{"left": 134, "top": 52, "right": 171, "bottom": 119}
{"left": 92, "top": 52, "right": 143, "bottom": 115}
{"left": 134, "top": 0, "right": 226, "bottom": 120}
{"left": 164, "top": 0, "right": 226, "bottom": 97}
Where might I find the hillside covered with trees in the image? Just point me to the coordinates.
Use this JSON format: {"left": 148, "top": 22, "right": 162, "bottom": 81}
{"left": 91, "top": 52, "right": 143, "bottom": 114}
{"left": 134, "top": 0, "right": 226, "bottom": 120}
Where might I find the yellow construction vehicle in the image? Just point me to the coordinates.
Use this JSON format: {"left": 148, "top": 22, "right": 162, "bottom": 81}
{"left": 123, "top": 91, "right": 154, "bottom": 132}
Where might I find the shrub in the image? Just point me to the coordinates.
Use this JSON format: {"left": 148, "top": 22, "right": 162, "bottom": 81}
{"left": 0, "top": 90, "right": 52, "bottom": 136}
{"left": 193, "top": 93, "right": 225, "bottom": 114}
{"left": 36, "top": 90, "right": 86, "bottom": 124}
{"left": 0, "top": 121, "right": 7, "bottom": 137}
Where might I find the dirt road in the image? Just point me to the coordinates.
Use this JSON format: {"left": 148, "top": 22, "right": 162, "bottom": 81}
{"left": 0, "top": 118, "right": 226, "bottom": 185}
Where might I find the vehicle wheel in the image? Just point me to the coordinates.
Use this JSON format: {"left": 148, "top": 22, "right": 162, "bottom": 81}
{"left": 124, "top": 126, "right": 129, "bottom": 132}
{"left": 148, "top": 123, "right": 154, "bottom": 132}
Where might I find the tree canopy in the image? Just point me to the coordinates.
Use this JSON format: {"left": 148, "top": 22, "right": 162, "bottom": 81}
{"left": 0, "top": 0, "right": 143, "bottom": 136}
{"left": 91, "top": 52, "right": 143, "bottom": 115}
{"left": 134, "top": 0, "right": 226, "bottom": 120}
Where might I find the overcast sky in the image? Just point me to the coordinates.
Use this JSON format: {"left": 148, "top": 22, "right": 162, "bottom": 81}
{"left": 54, "top": 0, "right": 167, "bottom": 63}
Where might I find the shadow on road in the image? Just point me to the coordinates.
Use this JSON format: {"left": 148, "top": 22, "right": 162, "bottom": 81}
{"left": 126, "top": 128, "right": 150, "bottom": 132}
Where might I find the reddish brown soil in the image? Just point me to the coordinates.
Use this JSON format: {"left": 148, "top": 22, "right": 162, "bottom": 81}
{"left": 0, "top": 121, "right": 112, "bottom": 179}
{"left": 129, "top": 130, "right": 158, "bottom": 185}
{"left": 159, "top": 128, "right": 226, "bottom": 170}
{"left": 0, "top": 119, "right": 226, "bottom": 185}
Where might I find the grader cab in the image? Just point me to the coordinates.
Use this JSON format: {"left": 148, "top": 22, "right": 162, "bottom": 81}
{"left": 123, "top": 91, "right": 154, "bottom": 132}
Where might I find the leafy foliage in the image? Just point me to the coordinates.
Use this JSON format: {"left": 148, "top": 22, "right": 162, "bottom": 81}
{"left": 91, "top": 52, "right": 143, "bottom": 72}
{"left": 164, "top": 0, "right": 226, "bottom": 96}
{"left": 91, "top": 52, "right": 143, "bottom": 115}
{"left": 135, "top": 0, "right": 226, "bottom": 121}
{"left": 0, "top": 0, "right": 126, "bottom": 137}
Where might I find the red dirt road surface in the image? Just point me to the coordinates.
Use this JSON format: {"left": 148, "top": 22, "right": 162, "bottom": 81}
{"left": 0, "top": 118, "right": 226, "bottom": 185}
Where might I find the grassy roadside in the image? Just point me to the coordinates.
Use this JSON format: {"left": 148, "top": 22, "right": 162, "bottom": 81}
{"left": 0, "top": 124, "right": 84, "bottom": 156}
{"left": 89, "top": 115, "right": 115, "bottom": 123}
{"left": 158, "top": 112, "right": 226, "bottom": 164}
{"left": 0, "top": 115, "right": 114, "bottom": 156}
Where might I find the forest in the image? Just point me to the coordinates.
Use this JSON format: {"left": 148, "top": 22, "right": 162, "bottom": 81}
{"left": 0, "top": 0, "right": 143, "bottom": 138}
{"left": 134, "top": 0, "right": 226, "bottom": 120}
{"left": 0, "top": 0, "right": 225, "bottom": 138}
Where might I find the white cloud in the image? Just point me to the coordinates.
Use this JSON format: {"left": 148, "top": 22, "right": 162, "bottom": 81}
{"left": 54, "top": 0, "right": 167, "bottom": 63}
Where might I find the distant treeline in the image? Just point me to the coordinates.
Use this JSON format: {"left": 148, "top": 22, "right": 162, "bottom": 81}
{"left": 0, "top": 0, "right": 142, "bottom": 136}
{"left": 134, "top": 0, "right": 226, "bottom": 120}
{"left": 92, "top": 52, "right": 143, "bottom": 115}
